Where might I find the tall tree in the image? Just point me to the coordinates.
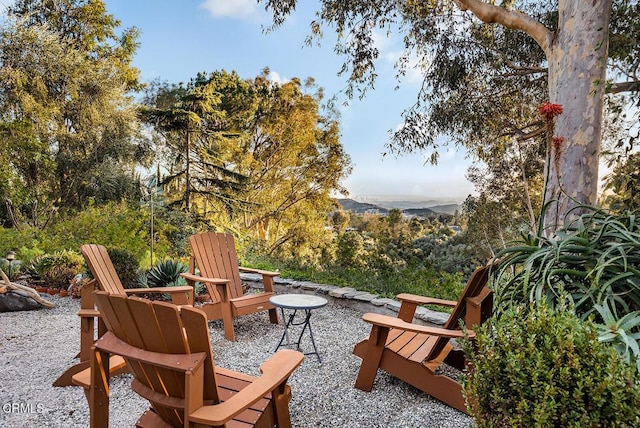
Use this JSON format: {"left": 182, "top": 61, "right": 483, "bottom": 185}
{"left": 230, "top": 71, "right": 352, "bottom": 258}
{"left": 262, "top": 0, "right": 640, "bottom": 233}
{"left": 0, "top": 0, "right": 144, "bottom": 227}
{"left": 144, "top": 69, "right": 352, "bottom": 260}
{"left": 140, "top": 72, "right": 252, "bottom": 216}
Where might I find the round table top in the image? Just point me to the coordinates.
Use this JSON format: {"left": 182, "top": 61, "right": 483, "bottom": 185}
{"left": 269, "top": 294, "right": 328, "bottom": 310}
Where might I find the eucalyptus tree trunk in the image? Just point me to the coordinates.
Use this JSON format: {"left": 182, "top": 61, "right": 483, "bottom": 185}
{"left": 455, "top": 0, "right": 613, "bottom": 234}
{"left": 543, "top": 0, "right": 611, "bottom": 231}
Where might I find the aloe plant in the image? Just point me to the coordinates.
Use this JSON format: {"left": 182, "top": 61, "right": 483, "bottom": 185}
{"left": 595, "top": 301, "right": 640, "bottom": 371}
{"left": 492, "top": 206, "right": 640, "bottom": 368}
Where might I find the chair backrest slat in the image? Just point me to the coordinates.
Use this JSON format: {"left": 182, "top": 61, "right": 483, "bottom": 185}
{"left": 94, "top": 294, "right": 164, "bottom": 405}
{"left": 427, "top": 264, "right": 492, "bottom": 361}
{"left": 443, "top": 265, "right": 490, "bottom": 330}
{"left": 81, "top": 244, "right": 125, "bottom": 295}
{"left": 180, "top": 306, "right": 219, "bottom": 402}
{"left": 106, "top": 294, "right": 175, "bottom": 408}
{"left": 128, "top": 298, "right": 188, "bottom": 413}
{"left": 189, "top": 232, "right": 244, "bottom": 299}
{"left": 93, "top": 292, "right": 222, "bottom": 424}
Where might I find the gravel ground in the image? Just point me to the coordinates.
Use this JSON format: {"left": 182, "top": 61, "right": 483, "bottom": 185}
{"left": 0, "top": 293, "right": 473, "bottom": 427}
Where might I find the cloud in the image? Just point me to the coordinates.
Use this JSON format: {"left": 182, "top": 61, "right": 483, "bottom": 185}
{"left": 199, "top": 0, "right": 261, "bottom": 20}
{"left": 372, "top": 29, "right": 392, "bottom": 53}
{"left": 267, "top": 70, "right": 289, "bottom": 85}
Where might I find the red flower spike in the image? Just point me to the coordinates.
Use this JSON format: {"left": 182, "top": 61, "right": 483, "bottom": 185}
{"left": 538, "top": 103, "right": 563, "bottom": 120}
{"left": 552, "top": 136, "right": 565, "bottom": 165}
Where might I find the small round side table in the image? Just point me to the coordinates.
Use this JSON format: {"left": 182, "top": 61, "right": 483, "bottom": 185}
{"left": 269, "top": 294, "right": 328, "bottom": 363}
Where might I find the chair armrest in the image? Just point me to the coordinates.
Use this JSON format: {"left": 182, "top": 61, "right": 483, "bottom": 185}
{"left": 125, "top": 286, "right": 193, "bottom": 294}
{"left": 180, "top": 273, "right": 230, "bottom": 285}
{"left": 77, "top": 308, "right": 101, "bottom": 318}
{"left": 238, "top": 267, "right": 280, "bottom": 278}
{"left": 181, "top": 273, "right": 231, "bottom": 303}
{"left": 362, "top": 313, "right": 473, "bottom": 339}
{"left": 397, "top": 293, "right": 457, "bottom": 308}
{"left": 125, "top": 286, "right": 193, "bottom": 305}
{"left": 188, "top": 349, "right": 304, "bottom": 426}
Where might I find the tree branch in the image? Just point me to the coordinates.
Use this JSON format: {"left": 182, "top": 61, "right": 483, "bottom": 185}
{"left": 502, "top": 59, "right": 547, "bottom": 76}
{"left": 454, "top": 0, "right": 553, "bottom": 54}
{"left": 516, "top": 126, "right": 545, "bottom": 141}
{"left": 607, "top": 81, "right": 640, "bottom": 94}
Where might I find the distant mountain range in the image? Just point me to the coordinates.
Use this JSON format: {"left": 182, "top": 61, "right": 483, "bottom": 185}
{"left": 337, "top": 198, "right": 389, "bottom": 214}
{"left": 355, "top": 195, "right": 461, "bottom": 210}
{"left": 337, "top": 198, "right": 461, "bottom": 216}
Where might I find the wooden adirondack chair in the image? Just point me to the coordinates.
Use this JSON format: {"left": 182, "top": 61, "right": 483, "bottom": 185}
{"left": 53, "top": 244, "right": 194, "bottom": 387}
{"left": 82, "top": 291, "right": 304, "bottom": 428}
{"left": 181, "top": 232, "right": 279, "bottom": 341}
{"left": 352, "top": 264, "right": 495, "bottom": 414}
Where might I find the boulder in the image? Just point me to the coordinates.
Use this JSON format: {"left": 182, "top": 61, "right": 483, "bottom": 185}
{"left": 0, "top": 290, "right": 42, "bottom": 312}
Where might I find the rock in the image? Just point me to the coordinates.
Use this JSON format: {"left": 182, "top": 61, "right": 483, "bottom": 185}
{"left": 313, "top": 285, "right": 337, "bottom": 295}
{"left": 370, "top": 297, "right": 397, "bottom": 307}
{"left": 299, "top": 282, "right": 320, "bottom": 291}
{"left": 385, "top": 300, "right": 402, "bottom": 312}
{"left": 0, "top": 290, "right": 43, "bottom": 312}
{"left": 239, "top": 273, "right": 262, "bottom": 282}
{"left": 416, "top": 309, "right": 450, "bottom": 325}
{"left": 351, "top": 293, "right": 379, "bottom": 302}
{"left": 328, "top": 287, "right": 357, "bottom": 298}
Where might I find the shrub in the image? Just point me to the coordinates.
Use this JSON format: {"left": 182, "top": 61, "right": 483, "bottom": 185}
{"left": 427, "top": 233, "right": 477, "bottom": 276}
{"left": 462, "top": 303, "right": 640, "bottom": 427}
{"left": 106, "top": 247, "right": 140, "bottom": 289}
{"left": 336, "top": 231, "right": 367, "bottom": 268}
{"left": 45, "top": 201, "right": 151, "bottom": 260}
{"left": 24, "top": 255, "right": 49, "bottom": 285}
{"left": 38, "top": 250, "right": 84, "bottom": 290}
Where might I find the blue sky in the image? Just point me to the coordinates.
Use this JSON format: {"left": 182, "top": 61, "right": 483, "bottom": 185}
{"left": 6, "top": 0, "right": 477, "bottom": 203}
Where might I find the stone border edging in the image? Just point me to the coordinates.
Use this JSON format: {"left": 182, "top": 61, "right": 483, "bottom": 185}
{"left": 240, "top": 273, "right": 450, "bottom": 326}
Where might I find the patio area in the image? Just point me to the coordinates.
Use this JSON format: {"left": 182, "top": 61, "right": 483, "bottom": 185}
{"left": 0, "top": 293, "right": 473, "bottom": 427}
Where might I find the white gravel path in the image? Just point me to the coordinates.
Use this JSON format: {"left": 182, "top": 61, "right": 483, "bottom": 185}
{"left": 0, "top": 293, "right": 473, "bottom": 427}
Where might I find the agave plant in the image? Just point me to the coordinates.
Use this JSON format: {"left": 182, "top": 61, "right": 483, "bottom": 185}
{"left": 492, "top": 206, "right": 640, "bottom": 368}
{"left": 146, "top": 259, "right": 188, "bottom": 288}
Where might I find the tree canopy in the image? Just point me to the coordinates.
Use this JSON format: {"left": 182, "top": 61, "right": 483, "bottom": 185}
{"left": 0, "top": 0, "right": 145, "bottom": 228}
{"left": 143, "top": 69, "right": 352, "bottom": 259}
{"left": 261, "top": 0, "right": 640, "bottom": 232}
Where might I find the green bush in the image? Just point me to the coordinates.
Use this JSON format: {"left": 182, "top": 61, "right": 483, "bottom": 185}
{"left": 106, "top": 247, "right": 140, "bottom": 289}
{"left": 35, "top": 250, "right": 84, "bottom": 290}
{"left": 462, "top": 303, "right": 640, "bottom": 427}
{"left": 336, "top": 231, "right": 367, "bottom": 268}
{"left": 46, "top": 202, "right": 151, "bottom": 260}
{"left": 24, "top": 254, "right": 48, "bottom": 285}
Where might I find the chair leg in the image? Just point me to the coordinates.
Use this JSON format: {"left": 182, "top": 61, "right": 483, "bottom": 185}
{"left": 54, "top": 314, "right": 97, "bottom": 387}
{"left": 272, "top": 384, "right": 293, "bottom": 428}
{"left": 269, "top": 307, "right": 279, "bottom": 324}
{"left": 89, "top": 348, "right": 110, "bottom": 428}
{"left": 221, "top": 303, "right": 236, "bottom": 341}
{"left": 354, "top": 325, "right": 389, "bottom": 391}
